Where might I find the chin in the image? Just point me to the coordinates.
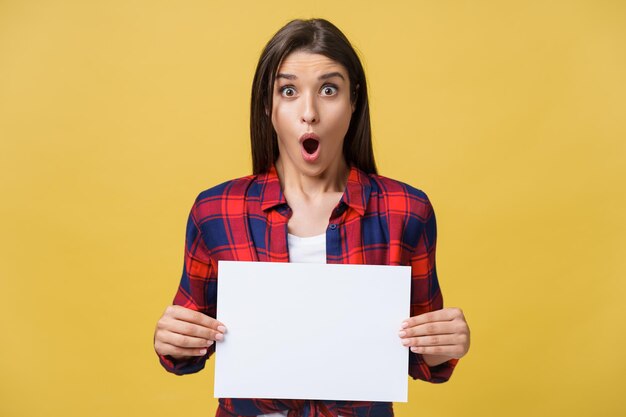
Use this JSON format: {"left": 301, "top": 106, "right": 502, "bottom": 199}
{"left": 298, "top": 163, "right": 327, "bottom": 177}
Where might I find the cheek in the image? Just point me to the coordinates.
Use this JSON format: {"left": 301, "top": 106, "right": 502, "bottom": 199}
{"left": 271, "top": 103, "right": 295, "bottom": 135}
{"left": 325, "top": 102, "right": 353, "bottom": 133}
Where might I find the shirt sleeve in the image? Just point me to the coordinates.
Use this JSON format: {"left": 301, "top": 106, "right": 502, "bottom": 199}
{"left": 407, "top": 195, "right": 458, "bottom": 382}
{"left": 157, "top": 198, "right": 218, "bottom": 375}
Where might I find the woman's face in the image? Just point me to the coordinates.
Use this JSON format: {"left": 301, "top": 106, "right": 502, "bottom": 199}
{"left": 271, "top": 50, "right": 354, "bottom": 178}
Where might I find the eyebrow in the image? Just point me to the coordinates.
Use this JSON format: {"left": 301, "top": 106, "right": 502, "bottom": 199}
{"left": 276, "top": 71, "right": 346, "bottom": 81}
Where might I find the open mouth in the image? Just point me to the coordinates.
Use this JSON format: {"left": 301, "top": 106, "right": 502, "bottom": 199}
{"left": 299, "top": 133, "right": 321, "bottom": 162}
{"left": 302, "top": 138, "right": 320, "bottom": 155}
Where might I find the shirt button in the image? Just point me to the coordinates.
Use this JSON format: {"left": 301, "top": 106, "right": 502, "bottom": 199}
{"left": 329, "top": 224, "right": 337, "bottom": 230}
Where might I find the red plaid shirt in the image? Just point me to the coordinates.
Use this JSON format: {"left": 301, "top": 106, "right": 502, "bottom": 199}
{"left": 158, "top": 165, "right": 458, "bottom": 417}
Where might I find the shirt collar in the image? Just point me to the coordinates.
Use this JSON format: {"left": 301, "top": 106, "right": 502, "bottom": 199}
{"left": 258, "top": 165, "right": 372, "bottom": 216}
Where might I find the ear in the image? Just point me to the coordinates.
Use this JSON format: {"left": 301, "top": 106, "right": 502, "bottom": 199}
{"left": 351, "top": 84, "right": 360, "bottom": 113}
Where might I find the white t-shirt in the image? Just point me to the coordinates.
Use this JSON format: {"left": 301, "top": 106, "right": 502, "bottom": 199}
{"left": 258, "top": 233, "right": 326, "bottom": 417}
{"left": 287, "top": 232, "right": 327, "bottom": 264}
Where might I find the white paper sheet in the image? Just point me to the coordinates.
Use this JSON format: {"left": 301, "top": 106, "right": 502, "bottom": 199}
{"left": 214, "top": 261, "right": 411, "bottom": 402}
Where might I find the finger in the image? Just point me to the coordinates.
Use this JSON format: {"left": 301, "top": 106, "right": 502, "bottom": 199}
{"left": 166, "top": 305, "right": 225, "bottom": 331}
{"left": 409, "top": 344, "right": 466, "bottom": 358}
{"left": 400, "top": 334, "right": 459, "bottom": 347}
{"left": 154, "top": 341, "right": 208, "bottom": 357}
{"left": 159, "top": 317, "right": 223, "bottom": 341}
{"left": 399, "top": 321, "right": 457, "bottom": 338}
{"left": 402, "top": 308, "right": 461, "bottom": 328}
{"left": 157, "top": 329, "right": 215, "bottom": 349}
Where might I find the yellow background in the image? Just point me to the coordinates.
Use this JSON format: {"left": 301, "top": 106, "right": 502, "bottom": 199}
{"left": 1, "top": 1, "right": 625, "bottom": 416}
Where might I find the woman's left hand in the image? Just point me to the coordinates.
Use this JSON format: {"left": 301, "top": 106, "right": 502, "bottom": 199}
{"left": 399, "top": 307, "right": 470, "bottom": 363}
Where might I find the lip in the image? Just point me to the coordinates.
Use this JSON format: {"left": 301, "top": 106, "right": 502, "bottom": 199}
{"left": 299, "top": 132, "right": 320, "bottom": 143}
{"left": 299, "top": 132, "right": 321, "bottom": 163}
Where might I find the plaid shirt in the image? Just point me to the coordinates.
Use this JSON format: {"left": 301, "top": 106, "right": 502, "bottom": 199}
{"left": 158, "top": 165, "right": 458, "bottom": 417}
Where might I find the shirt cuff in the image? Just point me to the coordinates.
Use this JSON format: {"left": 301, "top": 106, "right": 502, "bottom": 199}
{"left": 408, "top": 351, "right": 458, "bottom": 383}
{"left": 158, "top": 348, "right": 212, "bottom": 375}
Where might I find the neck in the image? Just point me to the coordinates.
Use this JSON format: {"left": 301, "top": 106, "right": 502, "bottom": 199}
{"left": 275, "top": 158, "right": 349, "bottom": 198}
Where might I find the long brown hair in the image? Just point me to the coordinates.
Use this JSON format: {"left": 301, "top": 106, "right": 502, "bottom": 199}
{"left": 250, "top": 18, "right": 377, "bottom": 175}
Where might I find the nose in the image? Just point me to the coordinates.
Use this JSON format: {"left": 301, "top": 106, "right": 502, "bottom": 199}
{"left": 300, "top": 93, "right": 318, "bottom": 125}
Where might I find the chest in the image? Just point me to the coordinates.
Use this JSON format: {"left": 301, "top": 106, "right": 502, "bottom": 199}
{"left": 285, "top": 192, "right": 343, "bottom": 237}
{"left": 201, "top": 203, "right": 411, "bottom": 268}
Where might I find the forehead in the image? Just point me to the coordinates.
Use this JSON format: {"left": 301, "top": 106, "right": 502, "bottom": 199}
{"left": 276, "top": 51, "right": 347, "bottom": 78}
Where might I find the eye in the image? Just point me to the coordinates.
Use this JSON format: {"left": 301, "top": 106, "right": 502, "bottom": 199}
{"left": 280, "top": 86, "right": 297, "bottom": 97}
{"left": 321, "top": 85, "right": 338, "bottom": 96}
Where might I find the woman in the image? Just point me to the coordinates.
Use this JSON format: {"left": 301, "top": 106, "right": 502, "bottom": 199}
{"left": 154, "top": 18, "right": 470, "bottom": 417}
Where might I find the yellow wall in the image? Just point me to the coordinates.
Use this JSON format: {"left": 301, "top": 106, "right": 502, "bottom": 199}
{"left": 1, "top": 1, "right": 625, "bottom": 416}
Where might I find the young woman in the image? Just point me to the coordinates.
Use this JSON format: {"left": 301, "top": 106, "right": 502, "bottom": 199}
{"left": 154, "top": 18, "right": 470, "bottom": 417}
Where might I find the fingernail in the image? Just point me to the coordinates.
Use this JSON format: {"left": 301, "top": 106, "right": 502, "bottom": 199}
{"left": 410, "top": 347, "right": 418, "bottom": 353}
{"left": 402, "top": 339, "right": 410, "bottom": 346}
{"left": 200, "top": 349, "right": 207, "bottom": 355}
{"left": 215, "top": 333, "right": 224, "bottom": 341}
{"left": 217, "top": 325, "right": 226, "bottom": 333}
{"left": 398, "top": 331, "right": 406, "bottom": 337}
{"left": 207, "top": 340, "right": 214, "bottom": 346}
{"left": 401, "top": 322, "right": 408, "bottom": 329}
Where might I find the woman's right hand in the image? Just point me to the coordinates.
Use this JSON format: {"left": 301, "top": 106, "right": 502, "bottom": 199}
{"left": 154, "top": 305, "right": 226, "bottom": 359}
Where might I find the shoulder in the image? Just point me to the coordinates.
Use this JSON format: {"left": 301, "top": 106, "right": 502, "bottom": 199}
{"left": 366, "top": 173, "right": 434, "bottom": 220}
{"left": 195, "top": 174, "right": 256, "bottom": 201}
{"left": 190, "top": 174, "right": 259, "bottom": 217}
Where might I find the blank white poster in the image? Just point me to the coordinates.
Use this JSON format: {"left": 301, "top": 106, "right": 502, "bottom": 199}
{"left": 214, "top": 261, "right": 411, "bottom": 402}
